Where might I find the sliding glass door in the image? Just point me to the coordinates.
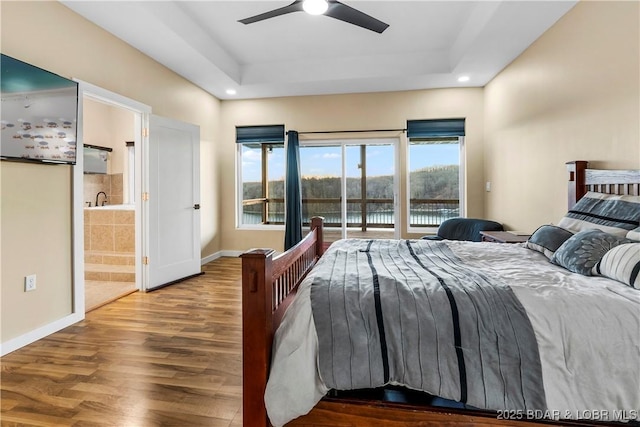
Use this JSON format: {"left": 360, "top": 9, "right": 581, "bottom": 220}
{"left": 299, "top": 138, "right": 398, "bottom": 243}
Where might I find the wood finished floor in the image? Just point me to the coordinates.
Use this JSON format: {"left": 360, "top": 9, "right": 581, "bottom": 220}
{"left": 1, "top": 257, "right": 243, "bottom": 427}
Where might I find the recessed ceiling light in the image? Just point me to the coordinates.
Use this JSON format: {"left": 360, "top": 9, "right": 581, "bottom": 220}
{"left": 226, "top": 89, "right": 237, "bottom": 95}
{"left": 457, "top": 76, "right": 470, "bottom": 83}
{"left": 303, "top": 0, "right": 328, "bottom": 15}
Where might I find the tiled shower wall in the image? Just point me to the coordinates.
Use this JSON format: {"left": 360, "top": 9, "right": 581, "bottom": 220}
{"left": 83, "top": 173, "right": 123, "bottom": 206}
{"left": 84, "top": 209, "right": 135, "bottom": 254}
{"left": 84, "top": 208, "right": 135, "bottom": 283}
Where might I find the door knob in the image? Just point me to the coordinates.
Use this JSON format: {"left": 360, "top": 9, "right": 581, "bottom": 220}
{"left": 194, "top": 204, "right": 200, "bottom": 210}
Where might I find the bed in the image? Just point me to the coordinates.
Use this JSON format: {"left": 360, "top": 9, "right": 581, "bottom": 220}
{"left": 241, "top": 160, "right": 640, "bottom": 427}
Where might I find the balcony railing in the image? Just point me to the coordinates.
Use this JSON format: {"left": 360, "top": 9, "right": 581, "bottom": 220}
{"left": 242, "top": 198, "right": 459, "bottom": 229}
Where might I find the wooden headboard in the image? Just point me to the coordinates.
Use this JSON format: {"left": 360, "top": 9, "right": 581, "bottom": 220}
{"left": 567, "top": 160, "right": 640, "bottom": 209}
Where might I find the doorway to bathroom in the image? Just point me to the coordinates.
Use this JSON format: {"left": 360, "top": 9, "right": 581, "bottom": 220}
{"left": 82, "top": 97, "right": 138, "bottom": 311}
{"left": 73, "top": 81, "right": 200, "bottom": 315}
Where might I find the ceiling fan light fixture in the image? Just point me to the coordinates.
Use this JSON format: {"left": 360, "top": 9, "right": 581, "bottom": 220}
{"left": 238, "top": 0, "right": 388, "bottom": 33}
{"left": 303, "top": 0, "right": 328, "bottom": 16}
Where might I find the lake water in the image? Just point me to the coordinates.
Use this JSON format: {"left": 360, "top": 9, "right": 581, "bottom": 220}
{"left": 243, "top": 208, "right": 459, "bottom": 227}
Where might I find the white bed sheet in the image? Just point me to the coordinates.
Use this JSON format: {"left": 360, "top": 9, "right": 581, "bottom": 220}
{"left": 264, "top": 240, "right": 640, "bottom": 426}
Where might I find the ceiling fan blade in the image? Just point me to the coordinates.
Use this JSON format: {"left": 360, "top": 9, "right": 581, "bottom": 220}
{"left": 325, "top": 1, "right": 389, "bottom": 33}
{"left": 238, "top": 1, "right": 304, "bottom": 25}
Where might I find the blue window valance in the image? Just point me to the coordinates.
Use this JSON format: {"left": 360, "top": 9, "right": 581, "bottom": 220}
{"left": 406, "top": 119, "right": 465, "bottom": 138}
{"left": 236, "top": 125, "right": 285, "bottom": 144}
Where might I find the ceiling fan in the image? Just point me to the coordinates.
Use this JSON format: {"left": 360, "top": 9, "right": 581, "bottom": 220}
{"left": 238, "top": 0, "right": 389, "bottom": 34}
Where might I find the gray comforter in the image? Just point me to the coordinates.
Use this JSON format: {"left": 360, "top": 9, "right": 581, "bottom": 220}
{"left": 310, "top": 239, "right": 546, "bottom": 411}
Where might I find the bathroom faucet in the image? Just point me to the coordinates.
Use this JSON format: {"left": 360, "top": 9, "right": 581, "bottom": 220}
{"left": 96, "top": 191, "right": 108, "bottom": 207}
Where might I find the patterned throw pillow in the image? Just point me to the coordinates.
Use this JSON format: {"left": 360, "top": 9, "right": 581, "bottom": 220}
{"left": 593, "top": 243, "right": 640, "bottom": 288}
{"left": 525, "top": 225, "right": 574, "bottom": 259}
{"left": 557, "top": 192, "right": 640, "bottom": 237}
{"left": 551, "top": 229, "right": 630, "bottom": 275}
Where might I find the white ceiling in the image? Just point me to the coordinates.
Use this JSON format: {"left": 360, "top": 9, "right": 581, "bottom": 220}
{"left": 61, "top": 1, "right": 577, "bottom": 100}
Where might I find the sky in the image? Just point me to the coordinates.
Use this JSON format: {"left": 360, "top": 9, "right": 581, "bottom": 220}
{"left": 242, "top": 141, "right": 459, "bottom": 182}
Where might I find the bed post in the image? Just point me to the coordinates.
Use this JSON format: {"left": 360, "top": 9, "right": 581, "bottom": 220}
{"left": 311, "top": 216, "right": 325, "bottom": 257}
{"left": 567, "top": 160, "right": 588, "bottom": 209}
{"left": 241, "top": 248, "right": 275, "bottom": 427}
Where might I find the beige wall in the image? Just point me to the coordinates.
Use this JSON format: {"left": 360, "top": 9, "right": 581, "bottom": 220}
{"left": 220, "top": 88, "right": 485, "bottom": 251}
{"left": 1, "top": 161, "right": 73, "bottom": 340}
{"left": 1, "top": 1, "right": 221, "bottom": 344}
{"left": 83, "top": 99, "right": 135, "bottom": 205}
{"left": 484, "top": 1, "right": 640, "bottom": 232}
{"left": 83, "top": 98, "right": 134, "bottom": 176}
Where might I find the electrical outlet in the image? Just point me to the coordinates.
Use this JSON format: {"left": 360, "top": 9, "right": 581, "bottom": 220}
{"left": 25, "top": 274, "right": 36, "bottom": 292}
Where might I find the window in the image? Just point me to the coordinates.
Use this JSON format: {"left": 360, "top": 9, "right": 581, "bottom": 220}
{"left": 299, "top": 139, "right": 398, "bottom": 242}
{"left": 406, "top": 119, "right": 465, "bottom": 232}
{"left": 236, "top": 125, "right": 286, "bottom": 227}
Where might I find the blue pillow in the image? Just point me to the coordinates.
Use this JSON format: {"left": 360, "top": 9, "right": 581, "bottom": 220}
{"left": 551, "top": 229, "right": 630, "bottom": 275}
{"left": 558, "top": 192, "right": 640, "bottom": 238}
{"left": 525, "top": 225, "right": 574, "bottom": 259}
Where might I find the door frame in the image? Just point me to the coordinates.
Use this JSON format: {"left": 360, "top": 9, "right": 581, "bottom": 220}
{"left": 73, "top": 80, "right": 151, "bottom": 315}
{"left": 299, "top": 137, "right": 400, "bottom": 240}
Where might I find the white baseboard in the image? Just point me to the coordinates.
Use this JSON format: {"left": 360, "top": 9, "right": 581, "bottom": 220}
{"left": 201, "top": 250, "right": 243, "bottom": 265}
{"left": 1, "top": 312, "right": 84, "bottom": 356}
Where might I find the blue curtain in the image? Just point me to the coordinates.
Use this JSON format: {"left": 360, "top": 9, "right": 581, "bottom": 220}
{"left": 284, "top": 131, "right": 303, "bottom": 250}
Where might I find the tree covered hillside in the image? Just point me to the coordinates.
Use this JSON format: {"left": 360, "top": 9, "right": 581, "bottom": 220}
{"left": 243, "top": 165, "right": 458, "bottom": 200}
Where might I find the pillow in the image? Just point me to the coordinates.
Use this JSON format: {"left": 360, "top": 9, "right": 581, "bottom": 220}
{"left": 551, "top": 229, "right": 630, "bottom": 275}
{"left": 627, "top": 227, "right": 640, "bottom": 242}
{"left": 557, "top": 192, "right": 640, "bottom": 237}
{"left": 593, "top": 243, "right": 640, "bottom": 288}
{"left": 525, "top": 225, "right": 574, "bottom": 259}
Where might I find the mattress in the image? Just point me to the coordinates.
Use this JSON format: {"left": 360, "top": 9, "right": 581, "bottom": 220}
{"left": 264, "top": 240, "right": 640, "bottom": 426}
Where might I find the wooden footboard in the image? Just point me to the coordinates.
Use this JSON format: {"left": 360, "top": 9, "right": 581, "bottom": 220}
{"left": 242, "top": 162, "right": 640, "bottom": 427}
{"left": 241, "top": 217, "right": 324, "bottom": 427}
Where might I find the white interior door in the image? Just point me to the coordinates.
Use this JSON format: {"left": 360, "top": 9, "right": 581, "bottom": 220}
{"left": 146, "top": 115, "right": 200, "bottom": 290}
